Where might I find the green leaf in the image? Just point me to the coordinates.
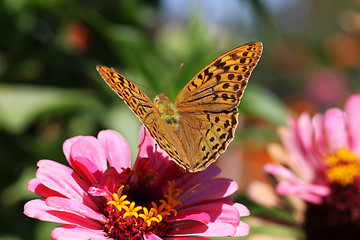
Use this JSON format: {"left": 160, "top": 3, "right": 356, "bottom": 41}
{"left": 0, "top": 85, "right": 101, "bottom": 133}
{"left": 240, "top": 84, "right": 291, "bottom": 125}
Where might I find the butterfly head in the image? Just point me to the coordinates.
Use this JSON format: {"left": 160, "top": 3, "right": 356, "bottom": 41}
{"left": 153, "top": 93, "right": 179, "bottom": 131}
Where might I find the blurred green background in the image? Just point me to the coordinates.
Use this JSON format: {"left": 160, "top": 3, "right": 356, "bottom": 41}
{"left": 1, "top": 0, "right": 360, "bottom": 239}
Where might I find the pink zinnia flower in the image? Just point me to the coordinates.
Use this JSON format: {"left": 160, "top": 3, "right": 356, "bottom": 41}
{"left": 24, "top": 127, "right": 250, "bottom": 239}
{"left": 257, "top": 94, "right": 360, "bottom": 239}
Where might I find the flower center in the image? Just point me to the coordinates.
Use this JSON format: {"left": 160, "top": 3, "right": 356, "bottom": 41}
{"left": 325, "top": 148, "right": 360, "bottom": 186}
{"left": 102, "top": 168, "right": 182, "bottom": 239}
{"left": 304, "top": 178, "right": 360, "bottom": 240}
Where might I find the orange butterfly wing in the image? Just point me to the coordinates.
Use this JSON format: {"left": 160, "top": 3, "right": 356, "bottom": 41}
{"left": 97, "top": 42, "right": 263, "bottom": 172}
{"left": 173, "top": 42, "right": 263, "bottom": 171}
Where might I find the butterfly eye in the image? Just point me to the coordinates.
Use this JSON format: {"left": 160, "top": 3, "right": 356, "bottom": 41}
{"left": 153, "top": 96, "right": 159, "bottom": 104}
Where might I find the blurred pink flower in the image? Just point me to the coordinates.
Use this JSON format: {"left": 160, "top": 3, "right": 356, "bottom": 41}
{"left": 305, "top": 68, "right": 348, "bottom": 107}
{"left": 259, "top": 94, "right": 360, "bottom": 239}
{"left": 24, "top": 127, "right": 250, "bottom": 239}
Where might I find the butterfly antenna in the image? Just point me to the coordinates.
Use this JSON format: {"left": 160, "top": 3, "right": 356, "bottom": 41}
{"left": 134, "top": 81, "right": 157, "bottom": 96}
{"left": 162, "top": 63, "right": 184, "bottom": 93}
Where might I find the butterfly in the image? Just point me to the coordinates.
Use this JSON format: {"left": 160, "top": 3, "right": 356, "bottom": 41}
{"left": 97, "top": 42, "right": 263, "bottom": 172}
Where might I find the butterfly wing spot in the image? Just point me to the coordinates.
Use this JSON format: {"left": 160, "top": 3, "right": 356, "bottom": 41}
{"left": 214, "top": 59, "right": 226, "bottom": 69}
{"left": 223, "top": 66, "right": 231, "bottom": 72}
{"left": 233, "top": 84, "right": 239, "bottom": 91}
{"left": 189, "top": 80, "right": 243, "bottom": 105}
{"left": 221, "top": 93, "right": 237, "bottom": 103}
{"left": 194, "top": 109, "right": 238, "bottom": 170}
{"left": 205, "top": 67, "right": 213, "bottom": 77}
{"left": 222, "top": 83, "right": 230, "bottom": 89}
{"left": 227, "top": 74, "right": 235, "bottom": 80}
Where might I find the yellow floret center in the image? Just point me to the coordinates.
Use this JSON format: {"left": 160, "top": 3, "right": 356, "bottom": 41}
{"left": 325, "top": 148, "right": 360, "bottom": 186}
{"left": 107, "top": 180, "right": 182, "bottom": 228}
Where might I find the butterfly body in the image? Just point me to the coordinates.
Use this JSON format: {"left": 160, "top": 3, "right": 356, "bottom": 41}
{"left": 153, "top": 93, "right": 179, "bottom": 131}
{"left": 97, "top": 42, "right": 263, "bottom": 172}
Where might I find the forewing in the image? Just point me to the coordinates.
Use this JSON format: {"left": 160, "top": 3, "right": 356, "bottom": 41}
{"left": 174, "top": 42, "right": 263, "bottom": 111}
{"left": 96, "top": 66, "right": 157, "bottom": 125}
{"left": 98, "top": 66, "right": 190, "bottom": 170}
{"left": 174, "top": 42, "right": 263, "bottom": 172}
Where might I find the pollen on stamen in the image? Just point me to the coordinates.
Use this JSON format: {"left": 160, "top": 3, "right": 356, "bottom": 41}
{"left": 325, "top": 148, "right": 360, "bottom": 186}
{"left": 104, "top": 178, "right": 183, "bottom": 239}
{"left": 107, "top": 192, "right": 130, "bottom": 212}
{"left": 139, "top": 206, "right": 162, "bottom": 227}
{"left": 122, "top": 201, "right": 143, "bottom": 218}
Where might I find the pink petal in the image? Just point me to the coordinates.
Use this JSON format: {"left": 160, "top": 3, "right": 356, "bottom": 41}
{"left": 166, "top": 237, "right": 209, "bottom": 240}
{"left": 24, "top": 199, "right": 64, "bottom": 223}
{"left": 276, "top": 182, "right": 330, "bottom": 204}
{"left": 178, "top": 178, "right": 238, "bottom": 209}
{"left": 265, "top": 164, "right": 330, "bottom": 204}
{"left": 45, "top": 197, "right": 107, "bottom": 223}
{"left": 312, "top": 113, "right": 328, "bottom": 173}
{"left": 177, "top": 165, "right": 221, "bottom": 193}
{"left": 297, "top": 113, "right": 321, "bottom": 171}
{"left": 28, "top": 178, "right": 64, "bottom": 198}
{"left": 97, "top": 129, "right": 131, "bottom": 172}
{"left": 154, "top": 162, "right": 184, "bottom": 191}
{"left": 133, "top": 157, "right": 156, "bottom": 176}
{"left": 297, "top": 113, "right": 314, "bottom": 153}
{"left": 156, "top": 164, "right": 221, "bottom": 193}
{"left": 136, "top": 126, "right": 157, "bottom": 160}
{"left": 174, "top": 202, "right": 240, "bottom": 228}
{"left": 297, "top": 192, "right": 325, "bottom": 204}
{"left": 36, "top": 160, "right": 98, "bottom": 210}
{"left": 175, "top": 203, "right": 241, "bottom": 227}
{"left": 169, "top": 210, "right": 210, "bottom": 224}
{"left": 136, "top": 127, "right": 169, "bottom": 170}
{"left": 168, "top": 221, "right": 236, "bottom": 237}
{"left": 206, "top": 204, "right": 239, "bottom": 226}
{"left": 234, "top": 221, "right": 250, "bottom": 237}
{"left": 24, "top": 199, "right": 102, "bottom": 228}
{"left": 63, "top": 136, "right": 83, "bottom": 161}
{"left": 144, "top": 233, "right": 162, "bottom": 240}
{"left": 264, "top": 164, "right": 299, "bottom": 183}
{"left": 67, "top": 136, "right": 108, "bottom": 173}
{"left": 232, "top": 203, "right": 250, "bottom": 217}
{"left": 324, "top": 108, "right": 349, "bottom": 150}
{"left": 313, "top": 113, "right": 328, "bottom": 155}
{"left": 51, "top": 225, "right": 107, "bottom": 240}
{"left": 69, "top": 156, "right": 101, "bottom": 184}
{"left": 345, "top": 94, "right": 360, "bottom": 155}
{"left": 279, "top": 119, "right": 314, "bottom": 181}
